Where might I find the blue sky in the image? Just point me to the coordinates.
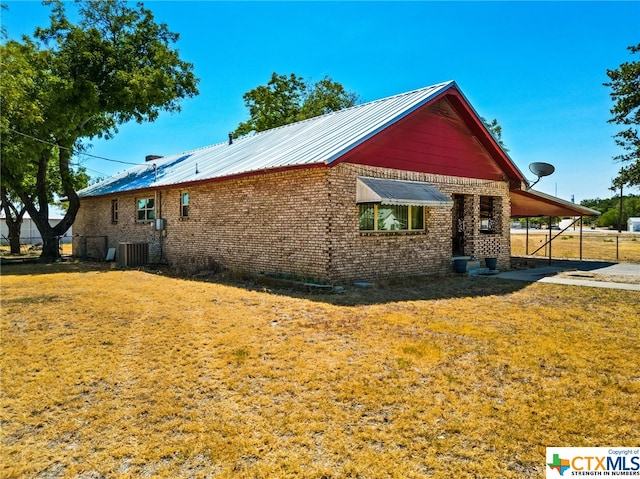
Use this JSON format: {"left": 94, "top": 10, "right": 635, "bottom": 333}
{"left": 3, "top": 1, "right": 639, "bottom": 202}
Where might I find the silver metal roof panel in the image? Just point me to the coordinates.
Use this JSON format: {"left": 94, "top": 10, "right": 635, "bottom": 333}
{"left": 356, "top": 177, "right": 453, "bottom": 207}
{"left": 79, "top": 81, "right": 455, "bottom": 198}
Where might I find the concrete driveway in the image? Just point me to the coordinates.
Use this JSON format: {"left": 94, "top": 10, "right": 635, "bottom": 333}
{"left": 494, "top": 260, "right": 640, "bottom": 291}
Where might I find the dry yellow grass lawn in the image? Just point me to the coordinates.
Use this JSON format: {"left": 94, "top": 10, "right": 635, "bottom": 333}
{"left": 511, "top": 232, "right": 640, "bottom": 263}
{"left": 1, "top": 262, "right": 638, "bottom": 478}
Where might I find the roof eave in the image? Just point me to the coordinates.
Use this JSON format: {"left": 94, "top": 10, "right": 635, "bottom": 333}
{"left": 510, "top": 188, "right": 601, "bottom": 217}
{"left": 78, "top": 162, "right": 329, "bottom": 198}
{"left": 442, "top": 88, "right": 527, "bottom": 185}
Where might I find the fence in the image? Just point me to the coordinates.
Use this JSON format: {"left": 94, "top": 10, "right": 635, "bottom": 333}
{"left": 0, "top": 235, "right": 73, "bottom": 246}
{"left": 72, "top": 236, "right": 108, "bottom": 261}
{"left": 0, "top": 235, "right": 74, "bottom": 256}
{"left": 511, "top": 231, "right": 640, "bottom": 263}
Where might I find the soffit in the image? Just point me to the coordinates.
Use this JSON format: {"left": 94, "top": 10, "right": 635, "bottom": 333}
{"left": 510, "top": 189, "right": 600, "bottom": 217}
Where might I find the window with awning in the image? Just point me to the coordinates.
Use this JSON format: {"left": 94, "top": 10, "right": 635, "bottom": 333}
{"left": 356, "top": 177, "right": 452, "bottom": 232}
{"left": 356, "top": 177, "right": 453, "bottom": 207}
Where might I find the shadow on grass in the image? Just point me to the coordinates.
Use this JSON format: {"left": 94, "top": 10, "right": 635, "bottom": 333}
{"left": 0, "top": 259, "right": 529, "bottom": 305}
{"left": 0, "top": 258, "right": 113, "bottom": 276}
{"left": 196, "top": 272, "right": 530, "bottom": 306}
{"left": 511, "top": 256, "right": 619, "bottom": 270}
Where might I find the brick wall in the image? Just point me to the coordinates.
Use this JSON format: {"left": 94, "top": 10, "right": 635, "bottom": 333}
{"left": 161, "top": 168, "right": 331, "bottom": 278}
{"left": 75, "top": 168, "right": 332, "bottom": 279}
{"left": 74, "top": 162, "right": 512, "bottom": 282}
{"left": 325, "top": 164, "right": 511, "bottom": 280}
{"left": 73, "top": 194, "right": 160, "bottom": 260}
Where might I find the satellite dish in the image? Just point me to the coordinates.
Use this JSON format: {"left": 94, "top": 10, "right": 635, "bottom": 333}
{"left": 529, "top": 162, "right": 555, "bottom": 177}
{"left": 528, "top": 162, "right": 555, "bottom": 189}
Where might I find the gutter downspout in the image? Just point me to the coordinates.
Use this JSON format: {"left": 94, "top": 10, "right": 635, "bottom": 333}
{"left": 158, "top": 190, "right": 164, "bottom": 263}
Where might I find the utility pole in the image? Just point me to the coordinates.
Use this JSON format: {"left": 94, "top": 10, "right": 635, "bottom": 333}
{"left": 617, "top": 182, "right": 623, "bottom": 233}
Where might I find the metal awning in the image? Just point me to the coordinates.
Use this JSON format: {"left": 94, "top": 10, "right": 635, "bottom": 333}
{"left": 510, "top": 188, "right": 600, "bottom": 217}
{"left": 356, "top": 177, "right": 453, "bottom": 207}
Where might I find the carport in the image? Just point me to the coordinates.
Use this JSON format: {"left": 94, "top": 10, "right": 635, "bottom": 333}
{"left": 509, "top": 188, "right": 601, "bottom": 263}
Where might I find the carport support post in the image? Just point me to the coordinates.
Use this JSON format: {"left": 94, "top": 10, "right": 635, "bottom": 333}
{"left": 525, "top": 217, "right": 529, "bottom": 255}
{"left": 548, "top": 216, "right": 552, "bottom": 265}
{"left": 579, "top": 216, "right": 583, "bottom": 261}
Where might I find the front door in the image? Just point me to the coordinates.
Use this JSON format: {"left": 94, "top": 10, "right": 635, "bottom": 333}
{"left": 452, "top": 194, "right": 465, "bottom": 255}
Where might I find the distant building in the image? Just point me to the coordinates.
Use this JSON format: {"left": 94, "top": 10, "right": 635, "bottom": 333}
{"left": 0, "top": 209, "right": 72, "bottom": 245}
{"left": 559, "top": 218, "right": 580, "bottom": 230}
{"left": 628, "top": 217, "right": 640, "bottom": 233}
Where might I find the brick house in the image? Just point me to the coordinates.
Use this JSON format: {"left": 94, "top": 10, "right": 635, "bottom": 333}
{"left": 73, "top": 81, "right": 594, "bottom": 281}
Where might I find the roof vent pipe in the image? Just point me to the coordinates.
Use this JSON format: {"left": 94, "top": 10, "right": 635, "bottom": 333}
{"left": 146, "top": 155, "right": 163, "bottom": 162}
{"left": 228, "top": 133, "right": 233, "bottom": 145}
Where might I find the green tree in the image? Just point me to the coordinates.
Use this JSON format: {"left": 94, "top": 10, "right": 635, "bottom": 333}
{"left": 581, "top": 193, "right": 640, "bottom": 229}
{"left": 0, "top": 0, "right": 199, "bottom": 260}
{"left": 604, "top": 44, "right": 640, "bottom": 187}
{"left": 299, "top": 76, "right": 360, "bottom": 119}
{"left": 0, "top": 39, "right": 56, "bottom": 253}
{"left": 234, "top": 72, "right": 358, "bottom": 137}
{"left": 482, "top": 117, "right": 509, "bottom": 153}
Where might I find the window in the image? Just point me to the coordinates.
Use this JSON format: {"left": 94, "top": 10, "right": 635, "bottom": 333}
{"left": 137, "top": 197, "right": 155, "bottom": 222}
{"left": 479, "top": 196, "right": 499, "bottom": 233}
{"left": 411, "top": 204, "right": 424, "bottom": 230}
{"left": 359, "top": 204, "right": 375, "bottom": 231}
{"left": 180, "top": 192, "right": 189, "bottom": 218}
{"left": 359, "top": 204, "right": 425, "bottom": 232}
{"left": 111, "top": 199, "right": 118, "bottom": 224}
{"left": 378, "top": 205, "right": 407, "bottom": 231}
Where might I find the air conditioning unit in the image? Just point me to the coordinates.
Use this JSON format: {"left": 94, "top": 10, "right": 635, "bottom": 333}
{"left": 117, "top": 242, "right": 149, "bottom": 267}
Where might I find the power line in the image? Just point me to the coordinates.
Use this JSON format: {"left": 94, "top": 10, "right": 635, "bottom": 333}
{"left": 70, "top": 156, "right": 110, "bottom": 177}
{"left": 6, "top": 128, "right": 142, "bottom": 166}
{"left": 70, "top": 163, "right": 110, "bottom": 178}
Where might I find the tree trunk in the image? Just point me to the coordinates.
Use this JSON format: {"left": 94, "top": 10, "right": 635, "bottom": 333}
{"left": 22, "top": 206, "right": 65, "bottom": 262}
{"left": 1, "top": 187, "right": 26, "bottom": 254}
{"left": 7, "top": 219, "right": 23, "bottom": 254}
{"left": 40, "top": 232, "right": 61, "bottom": 260}
{"left": 16, "top": 140, "right": 81, "bottom": 262}
{"left": 20, "top": 203, "right": 61, "bottom": 261}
